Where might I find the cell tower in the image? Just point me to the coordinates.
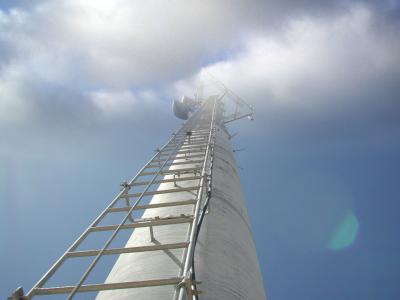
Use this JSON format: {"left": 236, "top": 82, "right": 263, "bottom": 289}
{"left": 9, "top": 83, "right": 266, "bottom": 300}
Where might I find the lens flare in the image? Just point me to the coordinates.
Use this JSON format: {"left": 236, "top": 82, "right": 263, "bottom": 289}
{"left": 328, "top": 211, "right": 359, "bottom": 251}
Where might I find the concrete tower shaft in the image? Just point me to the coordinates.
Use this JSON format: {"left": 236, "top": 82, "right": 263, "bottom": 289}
{"left": 96, "top": 98, "right": 266, "bottom": 300}
{"left": 12, "top": 97, "right": 266, "bottom": 300}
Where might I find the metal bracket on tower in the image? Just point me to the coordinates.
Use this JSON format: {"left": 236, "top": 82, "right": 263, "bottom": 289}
{"left": 7, "top": 287, "right": 27, "bottom": 300}
{"left": 221, "top": 88, "right": 254, "bottom": 124}
{"left": 149, "top": 226, "right": 155, "bottom": 242}
{"left": 201, "top": 72, "right": 255, "bottom": 124}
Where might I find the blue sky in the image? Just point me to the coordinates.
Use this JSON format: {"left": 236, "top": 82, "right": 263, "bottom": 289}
{"left": 1, "top": 1, "right": 400, "bottom": 299}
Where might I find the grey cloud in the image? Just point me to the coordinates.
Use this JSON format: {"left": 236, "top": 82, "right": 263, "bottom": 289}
{"left": 2, "top": 1, "right": 396, "bottom": 87}
{"left": 186, "top": 4, "right": 400, "bottom": 149}
{"left": 0, "top": 0, "right": 399, "bottom": 144}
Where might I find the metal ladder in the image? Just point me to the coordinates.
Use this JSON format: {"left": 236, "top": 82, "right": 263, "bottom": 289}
{"left": 10, "top": 98, "right": 219, "bottom": 300}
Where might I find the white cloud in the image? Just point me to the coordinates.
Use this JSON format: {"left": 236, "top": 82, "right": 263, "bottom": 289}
{"left": 0, "top": 1, "right": 399, "bottom": 130}
{"left": 0, "top": 0, "right": 243, "bottom": 86}
{"left": 89, "top": 89, "right": 158, "bottom": 118}
{"left": 90, "top": 90, "right": 137, "bottom": 117}
{"left": 184, "top": 5, "right": 400, "bottom": 111}
{"left": 0, "top": 0, "right": 245, "bottom": 124}
{"left": 0, "top": 64, "right": 34, "bottom": 123}
{"left": 0, "top": 78, "right": 29, "bottom": 123}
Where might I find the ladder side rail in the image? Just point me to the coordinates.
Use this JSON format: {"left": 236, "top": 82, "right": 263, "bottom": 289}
{"left": 66, "top": 119, "right": 198, "bottom": 299}
{"left": 177, "top": 97, "right": 219, "bottom": 300}
{"left": 173, "top": 121, "right": 214, "bottom": 299}
{"left": 25, "top": 109, "right": 201, "bottom": 299}
{"left": 189, "top": 122, "right": 218, "bottom": 299}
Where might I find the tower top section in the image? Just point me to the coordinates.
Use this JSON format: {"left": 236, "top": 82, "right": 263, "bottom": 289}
{"left": 173, "top": 77, "right": 254, "bottom": 126}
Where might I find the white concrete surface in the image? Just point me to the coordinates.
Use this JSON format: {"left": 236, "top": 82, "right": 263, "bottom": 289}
{"left": 96, "top": 100, "right": 266, "bottom": 300}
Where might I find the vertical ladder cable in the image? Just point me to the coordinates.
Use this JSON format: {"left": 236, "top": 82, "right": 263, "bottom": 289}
{"left": 190, "top": 116, "right": 217, "bottom": 299}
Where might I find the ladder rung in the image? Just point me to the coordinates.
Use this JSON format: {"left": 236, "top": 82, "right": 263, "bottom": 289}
{"left": 123, "top": 186, "right": 199, "bottom": 198}
{"left": 90, "top": 215, "right": 193, "bottom": 232}
{"left": 165, "top": 148, "right": 206, "bottom": 154}
{"left": 110, "top": 199, "right": 197, "bottom": 212}
{"left": 66, "top": 242, "right": 189, "bottom": 258}
{"left": 159, "top": 148, "right": 206, "bottom": 156}
{"left": 140, "top": 167, "right": 202, "bottom": 176}
{"left": 146, "top": 159, "right": 204, "bottom": 169}
{"left": 172, "top": 132, "right": 209, "bottom": 141}
{"left": 152, "top": 154, "right": 204, "bottom": 163}
{"left": 180, "top": 129, "right": 209, "bottom": 134}
{"left": 175, "top": 130, "right": 209, "bottom": 136}
{"left": 180, "top": 142, "right": 208, "bottom": 147}
{"left": 164, "top": 142, "right": 208, "bottom": 150}
{"left": 181, "top": 131, "right": 209, "bottom": 136}
{"left": 173, "top": 154, "right": 205, "bottom": 160}
{"left": 158, "top": 150, "right": 205, "bottom": 159}
{"left": 170, "top": 139, "right": 208, "bottom": 144}
{"left": 189, "top": 129, "right": 209, "bottom": 132}
{"left": 172, "top": 134, "right": 209, "bottom": 142}
{"left": 182, "top": 138, "right": 208, "bottom": 143}
{"left": 165, "top": 145, "right": 207, "bottom": 152}
{"left": 187, "top": 134, "right": 208, "bottom": 138}
{"left": 164, "top": 143, "right": 207, "bottom": 150}
{"left": 33, "top": 277, "right": 183, "bottom": 295}
{"left": 170, "top": 137, "right": 208, "bottom": 144}
{"left": 132, "top": 176, "right": 202, "bottom": 186}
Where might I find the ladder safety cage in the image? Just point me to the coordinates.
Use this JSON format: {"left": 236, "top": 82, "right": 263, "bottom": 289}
{"left": 14, "top": 97, "right": 220, "bottom": 300}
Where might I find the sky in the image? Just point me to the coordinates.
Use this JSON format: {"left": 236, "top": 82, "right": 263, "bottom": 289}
{"left": 1, "top": 0, "right": 400, "bottom": 299}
